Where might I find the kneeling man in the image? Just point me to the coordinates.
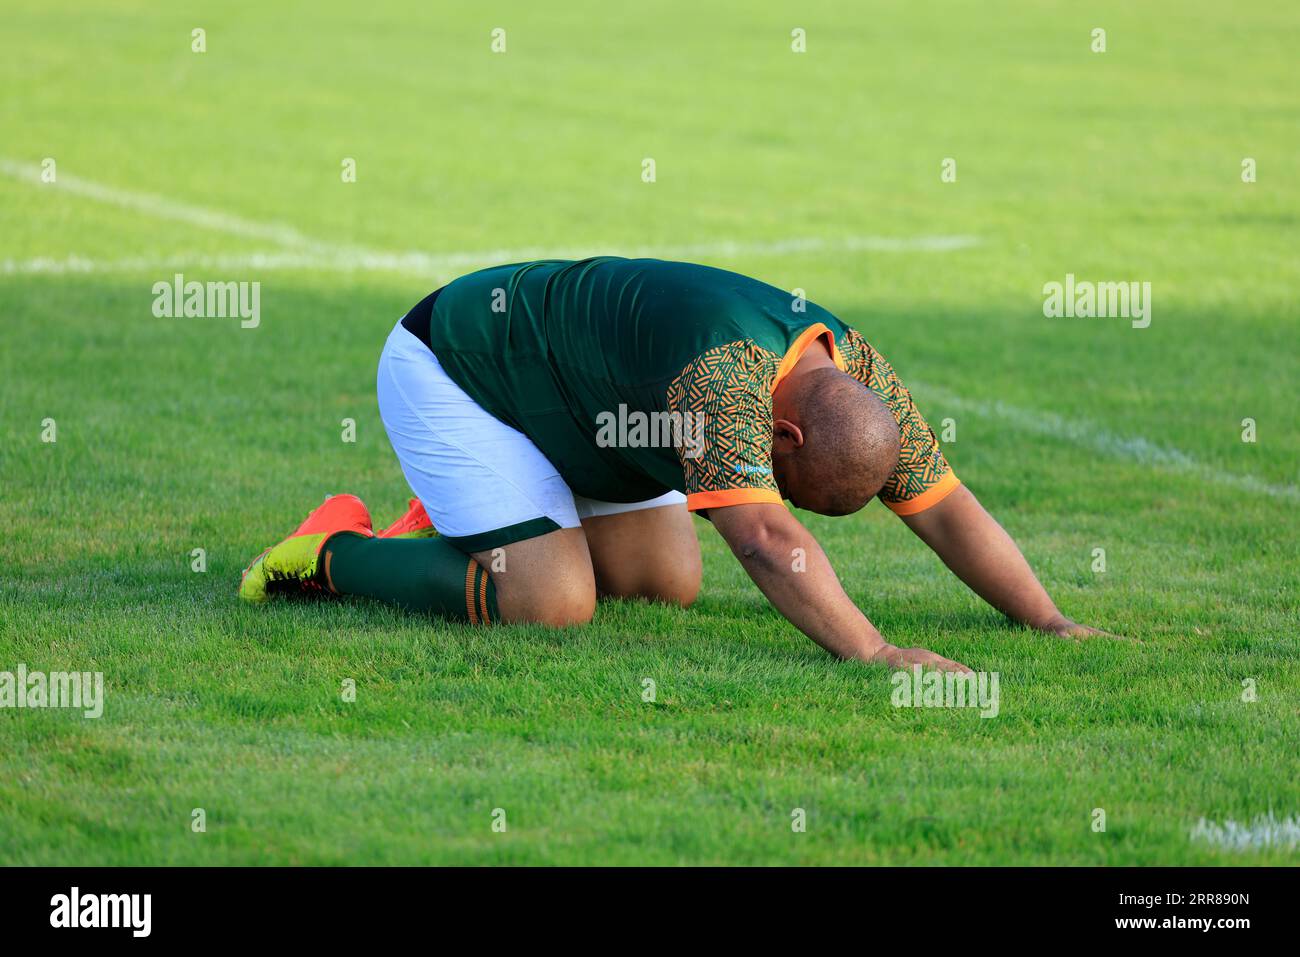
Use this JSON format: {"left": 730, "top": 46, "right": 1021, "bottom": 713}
{"left": 240, "top": 257, "right": 1108, "bottom": 671}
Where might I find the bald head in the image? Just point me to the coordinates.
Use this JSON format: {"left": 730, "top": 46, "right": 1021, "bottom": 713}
{"left": 773, "top": 367, "right": 901, "bottom": 515}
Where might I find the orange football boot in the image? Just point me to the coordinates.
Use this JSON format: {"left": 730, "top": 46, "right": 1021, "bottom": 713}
{"left": 239, "top": 494, "right": 373, "bottom": 602}
{"left": 377, "top": 497, "right": 437, "bottom": 539}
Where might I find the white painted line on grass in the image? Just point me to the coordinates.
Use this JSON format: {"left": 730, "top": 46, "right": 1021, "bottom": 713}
{"left": 917, "top": 383, "right": 1299, "bottom": 502}
{"left": 0, "top": 158, "right": 323, "bottom": 249}
{"left": 0, "top": 234, "right": 981, "bottom": 278}
{"left": 1191, "top": 813, "right": 1300, "bottom": 851}
{"left": 1, "top": 157, "right": 980, "bottom": 278}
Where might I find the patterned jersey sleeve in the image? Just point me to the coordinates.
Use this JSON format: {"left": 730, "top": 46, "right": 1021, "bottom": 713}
{"left": 666, "top": 340, "right": 785, "bottom": 511}
{"left": 837, "top": 328, "right": 960, "bottom": 515}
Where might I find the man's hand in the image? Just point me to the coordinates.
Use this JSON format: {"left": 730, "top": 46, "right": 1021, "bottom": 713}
{"left": 1036, "top": 614, "right": 1127, "bottom": 641}
{"left": 709, "top": 502, "right": 970, "bottom": 671}
{"left": 868, "top": 643, "right": 973, "bottom": 673}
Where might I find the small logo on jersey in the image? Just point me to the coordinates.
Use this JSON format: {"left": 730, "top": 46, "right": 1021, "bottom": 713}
{"left": 732, "top": 463, "right": 771, "bottom": 476}
{"left": 595, "top": 404, "right": 705, "bottom": 459}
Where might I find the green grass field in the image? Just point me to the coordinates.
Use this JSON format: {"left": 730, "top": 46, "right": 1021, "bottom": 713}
{"left": 2, "top": 0, "right": 1297, "bottom": 865}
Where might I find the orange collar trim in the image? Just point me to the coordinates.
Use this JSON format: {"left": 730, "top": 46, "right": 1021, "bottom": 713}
{"left": 771, "top": 322, "right": 847, "bottom": 393}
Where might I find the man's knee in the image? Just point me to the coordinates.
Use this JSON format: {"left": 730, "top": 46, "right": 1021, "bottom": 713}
{"left": 595, "top": 538, "right": 707, "bottom": 605}
{"left": 640, "top": 560, "right": 702, "bottom": 608}
{"left": 606, "top": 552, "right": 701, "bottom": 609}
{"left": 582, "top": 504, "right": 702, "bottom": 609}
{"left": 672, "top": 569, "right": 702, "bottom": 609}
{"left": 525, "top": 578, "right": 597, "bottom": 627}
{"left": 473, "top": 528, "right": 596, "bottom": 627}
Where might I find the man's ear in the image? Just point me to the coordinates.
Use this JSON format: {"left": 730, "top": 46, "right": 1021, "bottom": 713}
{"left": 772, "top": 418, "right": 805, "bottom": 455}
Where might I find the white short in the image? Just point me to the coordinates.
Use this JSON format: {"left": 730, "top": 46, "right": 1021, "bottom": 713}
{"left": 376, "top": 321, "right": 686, "bottom": 551}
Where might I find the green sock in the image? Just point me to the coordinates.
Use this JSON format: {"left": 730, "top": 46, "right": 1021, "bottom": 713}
{"left": 320, "top": 533, "right": 498, "bottom": 624}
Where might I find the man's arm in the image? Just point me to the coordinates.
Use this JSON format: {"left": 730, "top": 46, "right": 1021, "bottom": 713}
{"left": 709, "top": 502, "right": 970, "bottom": 671}
{"left": 899, "top": 484, "right": 1111, "bottom": 638}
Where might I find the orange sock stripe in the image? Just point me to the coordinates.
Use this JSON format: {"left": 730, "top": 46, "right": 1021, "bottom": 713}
{"left": 323, "top": 550, "right": 337, "bottom": 593}
{"left": 477, "top": 567, "right": 490, "bottom": 625}
{"left": 464, "top": 560, "right": 479, "bottom": 624}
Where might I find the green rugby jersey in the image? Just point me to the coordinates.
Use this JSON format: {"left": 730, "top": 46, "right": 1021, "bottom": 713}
{"left": 399, "top": 257, "right": 958, "bottom": 514}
